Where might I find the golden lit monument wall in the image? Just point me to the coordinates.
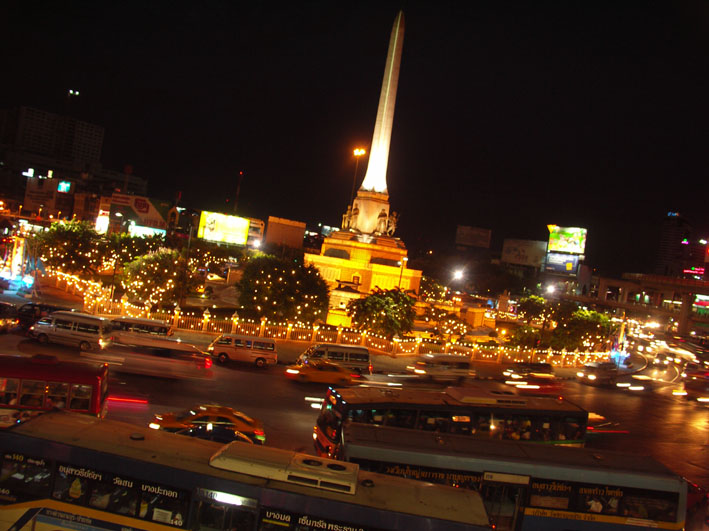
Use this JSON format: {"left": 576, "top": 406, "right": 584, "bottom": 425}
{"left": 305, "top": 11, "right": 422, "bottom": 324}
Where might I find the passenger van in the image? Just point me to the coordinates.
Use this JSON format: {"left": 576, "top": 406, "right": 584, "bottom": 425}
{"left": 405, "top": 354, "right": 476, "bottom": 384}
{"left": 28, "top": 311, "right": 112, "bottom": 351}
{"left": 298, "top": 344, "right": 373, "bottom": 375}
{"left": 207, "top": 334, "right": 277, "bottom": 368}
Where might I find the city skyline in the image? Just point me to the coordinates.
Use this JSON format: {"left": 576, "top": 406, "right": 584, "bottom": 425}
{"left": 3, "top": 2, "right": 708, "bottom": 276}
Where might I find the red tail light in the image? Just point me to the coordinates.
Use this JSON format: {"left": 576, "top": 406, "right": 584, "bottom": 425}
{"left": 253, "top": 428, "right": 265, "bottom": 436}
{"left": 350, "top": 373, "right": 362, "bottom": 378}
{"left": 204, "top": 357, "right": 212, "bottom": 369}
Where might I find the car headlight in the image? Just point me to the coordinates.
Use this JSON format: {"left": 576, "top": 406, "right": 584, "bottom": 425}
{"left": 286, "top": 369, "right": 300, "bottom": 374}
{"left": 148, "top": 423, "right": 161, "bottom": 430}
{"left": 587, "top": 374, "right": 597, "bottom": 380}
{"left": 576, "top": 372, "right": 584, "bottom": 378}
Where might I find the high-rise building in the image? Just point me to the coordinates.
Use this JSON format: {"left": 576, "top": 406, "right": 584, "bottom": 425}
{"left": 0, "top": 106, "right": 148, "bottom": 215}
{"left": 653, "top": 212, "right": 702, "bottom": 278}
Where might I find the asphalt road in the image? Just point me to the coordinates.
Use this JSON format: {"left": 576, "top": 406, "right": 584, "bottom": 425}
{"left": 1, "top": 329, "right": 708, "bottom": 528}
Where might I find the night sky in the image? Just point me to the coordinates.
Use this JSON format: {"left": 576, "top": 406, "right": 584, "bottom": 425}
{"left": 3, "top": 1, "right": 708, "bottom": 276}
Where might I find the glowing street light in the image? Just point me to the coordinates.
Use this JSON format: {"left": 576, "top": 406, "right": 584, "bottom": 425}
{"left": 350, "top": 148, "right": 367, "bottom": 204}
{"left": 453, "top": 269, "right": 464, "bottom": 281}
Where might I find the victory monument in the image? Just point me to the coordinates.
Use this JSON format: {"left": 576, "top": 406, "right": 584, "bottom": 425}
{"left": 305, "top": 11, "right": 422, "bottom": 325}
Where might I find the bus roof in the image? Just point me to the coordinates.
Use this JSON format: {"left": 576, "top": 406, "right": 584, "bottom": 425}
{"left": 0, "top": 355, "right": 108, "bottom": 381}
{"left": 342, "top": 422, "right": 683, "bottom": 492}
{"left": 6, "top": 411, "right": 491, "bottom": 528}
{"left": 110, "top": 316, "right": 171, "bottom": 325}
{"left": 330, "top": 384, "right": 586, "bottom": 414}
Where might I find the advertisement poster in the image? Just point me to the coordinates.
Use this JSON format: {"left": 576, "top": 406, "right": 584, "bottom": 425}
{"left": 198, "top": 211, "right": 250, "bottom": 245}
{"left": 547, "top": 226, "right": 587, "bottom": 254}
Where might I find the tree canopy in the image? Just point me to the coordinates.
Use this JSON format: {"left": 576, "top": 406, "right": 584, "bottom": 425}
{"left": 347, "top": 287, "right": 416, "bottom": 339}
{"left": 32, "top": 221, "right": 103, "bottom": 276}
{"left": 121, "top": 249, "right": 200, "bottom": 308}
{"left": 237, "top": 256, "right": 329, "bottom": 322}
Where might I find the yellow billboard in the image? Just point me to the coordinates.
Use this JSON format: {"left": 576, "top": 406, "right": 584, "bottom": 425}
{"left": 197, "top": 211, "right": 249, "bottom": 245}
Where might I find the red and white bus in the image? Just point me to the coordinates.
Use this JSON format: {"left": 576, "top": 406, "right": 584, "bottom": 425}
{"left": 0, "top": 355, "right": 109, "bottom": 427}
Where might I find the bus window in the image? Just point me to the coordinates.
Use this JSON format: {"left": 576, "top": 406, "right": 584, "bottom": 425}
{"left": 20, "top": 380, "right": 45, "bottom": 407}
{"left": 0, "top": 377, "right": 19, "bottom": 405}
{"left": 385, "top": 408, "right": 418, "bottom": 429}
{"left": 47, "top": 382, "right": 69, "bottom": 408}
{"left": 196, "top": 499, "right": 257, "bottom": 530}
{"left": 89, "top": 482, "right": 138, "bottom": 516}
{"left": 70, "top": 384, "right": 92, "bottom": 410}
{"left": 0, "top": 454, "right": 52, "bottom": 497}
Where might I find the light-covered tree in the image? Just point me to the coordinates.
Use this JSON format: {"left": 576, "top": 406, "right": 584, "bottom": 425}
{"left": 121, "top": 249, "right": 200, "bottom": 308}
{"left": 32, "top": 221, "right": 103, "bottom": 275}
{"left": 237, "top": 256, "right": 329, "bottom": 322}
{"left": 347, "top": 288, "right": 416, "bottom": 339}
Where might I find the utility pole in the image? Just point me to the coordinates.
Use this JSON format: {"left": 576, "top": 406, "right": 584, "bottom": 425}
{"left": 178, "top": 225, "right": 193, "bottom": 307}
{"left": 233, "top": 171, "right": 244, "bottom": 215}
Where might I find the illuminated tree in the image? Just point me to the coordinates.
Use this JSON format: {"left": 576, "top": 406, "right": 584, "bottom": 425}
{"left": 419, "top": 276, "right": 447, "bottom": 301}
{"left": 32, "top": 221, "right": 103, "bottom": 275}
{"left": 121, "top": 249, "right": 200, "bottom": 309}
{"left": 237, "top": 256, "right": 329, "bottom": 322}
{"left": 347, "top": 288, "right": 416, "bottom": 339}
{"left": 517, "top": 295, "right": 547, "bottom": 324}
{"left": 549, "top": 309, "right": 615, "bottom": 351}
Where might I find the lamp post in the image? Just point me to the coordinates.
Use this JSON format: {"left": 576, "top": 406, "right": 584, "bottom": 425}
{"left": 398, "top": 257, "right": 408, "bottom": 288}
{"left": 350, "top": 148, "right": 366, "bottom": 205}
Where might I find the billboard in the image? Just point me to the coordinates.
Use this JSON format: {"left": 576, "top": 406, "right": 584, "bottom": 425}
{"left": 501, "top": 239, "right": 547, "bottom": 268}
{"left": 545, "top": 252, "right": 580, "bottom": 275}
{"left": 455, "top": 226, "right": 491, "bottom": 249}
{"left": 110, "top": 193, "right": 171, "bottom": 229}
{"left": 128, "top": 223, "right": 166, "bottom": 238}
{"left": 198, "top": 211, "right": 249, "bottom": 245}
{"left": 547, "top": 225, "right": 587, "bottom": 254}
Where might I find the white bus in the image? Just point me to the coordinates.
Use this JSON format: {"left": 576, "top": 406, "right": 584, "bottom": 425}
{"left": 110, "top": 316, "right": 174, "bottom": 347}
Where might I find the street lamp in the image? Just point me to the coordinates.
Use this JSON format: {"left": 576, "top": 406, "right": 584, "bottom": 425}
{"left": 398, "top": 257, "right": 408, "bottom": 288}
{"left": 453, "top": 269, "right": 464, "bottom": 282}
{"left": 350, "top": 148, "right": 366, "bottom": 204}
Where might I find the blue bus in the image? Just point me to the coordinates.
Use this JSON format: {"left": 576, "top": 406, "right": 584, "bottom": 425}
{"left": 340, "top": 422, "right": 686, "bottom": 531}
{"left": 0, "top": 410, "right": 492, "bottom": 530}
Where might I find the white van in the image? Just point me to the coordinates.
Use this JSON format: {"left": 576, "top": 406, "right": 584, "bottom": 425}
{"left": 29, "top": 311, "right": 112, "bottom": 351}
{"left": 298, "top": 344, "right": 373, "bottom": 375}
{"left": 405, "top": 354, "right": 476, "bottom": 384}
{"left": 207, "top": 334, "right": 277, "bottom": 368}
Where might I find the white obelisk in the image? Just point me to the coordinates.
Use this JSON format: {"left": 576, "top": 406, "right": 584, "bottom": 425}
{"left": 349, "top": 11, "right": 404, "bottom": 235}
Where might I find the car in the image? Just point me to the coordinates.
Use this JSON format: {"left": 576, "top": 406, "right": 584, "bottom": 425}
{"left": 576, "top": 362, "right": 618, "bottom": 385}
{"left": 502, "top": 362, "right": 554, "bottom": 378}
{"left": 505, "top": 372, "right": 563, "bottom": 396}
{"left": 175, "top": 424, "right": 254, "bottom": 444}
{"left": 148, "top": 404, "right": 265, "bottom": 444}
{"left": 0, "top": 302, "right": 18, "bottom": 333}
{"left": 284, "top": 360, "right": 358, "bottom": 386}
{"left": 17, "top": 302, "right": 71, "bottom": 329}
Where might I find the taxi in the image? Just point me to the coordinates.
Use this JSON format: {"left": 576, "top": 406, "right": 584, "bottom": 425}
{"left": 148, "top": 404, "right": 265, "bottom": 444}
{"left": 284, "top": 360, "right": 358, "bottom": 386}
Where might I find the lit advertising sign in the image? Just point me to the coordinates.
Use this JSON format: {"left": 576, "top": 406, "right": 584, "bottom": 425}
{"left": 57, "top": 181, "right": 71, "bottom": 193}
{"left": 545, "top": 252, "right": 579, "bottom": 275}
{"left": 128, "top": 223, "right": 166, "bottom": 238}
{"left": 198, "top": 211, "right": 249, "bottom": 245}
{"left": 547, "top": 225, "right": 587, "bottom": 254}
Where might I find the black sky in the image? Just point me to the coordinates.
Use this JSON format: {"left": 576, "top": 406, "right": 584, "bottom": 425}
{"left": 3, "top": 1, "right": 708, "bottom": 276}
